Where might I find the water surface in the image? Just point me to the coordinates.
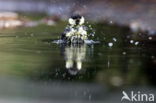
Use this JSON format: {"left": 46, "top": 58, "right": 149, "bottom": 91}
{"left": 0, "top": 22, "right": 156, "bottom": 102}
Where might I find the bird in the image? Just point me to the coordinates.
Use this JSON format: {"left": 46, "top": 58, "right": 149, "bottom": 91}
{"left": 61, "top": 14, "right": 88, "bottom": 44}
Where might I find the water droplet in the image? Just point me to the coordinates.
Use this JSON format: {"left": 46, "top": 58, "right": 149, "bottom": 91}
{"left": 130, "top": 40, "right": 134, "bottom": 44}
{"left": 122, "top": 52, "right": 126, "bottom": 55}
{"left": 148, "top": 36, "right": 152, "bottom": 40}
{"left": 135, "top": 41, "right": 139, "bottom": 45}
{"left": 108, "top": 42, "right": 113, "bottom": 47}
{"left": 113, "top": 37, "right": 117, "bottom": 42}
{"left": 109, "top": 21, "right": 113, "bottom": 24}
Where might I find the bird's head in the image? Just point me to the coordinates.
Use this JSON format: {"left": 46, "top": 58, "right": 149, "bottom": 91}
{"left": 68, "top": 15, "right": 85, "bottom": 26}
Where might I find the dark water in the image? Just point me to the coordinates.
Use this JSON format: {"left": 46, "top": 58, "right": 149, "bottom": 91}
{"left": 0, "top": 22, "right": 156, "bottom": 103}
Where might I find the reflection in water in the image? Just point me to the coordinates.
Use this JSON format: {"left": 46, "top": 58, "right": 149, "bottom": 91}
{"left": 63, "top": 44, "right": 87, "bottom": 75}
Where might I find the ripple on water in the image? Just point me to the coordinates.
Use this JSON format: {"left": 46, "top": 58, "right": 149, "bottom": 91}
{"left": 52, "top": 39, "right": 100, "bottom": 45}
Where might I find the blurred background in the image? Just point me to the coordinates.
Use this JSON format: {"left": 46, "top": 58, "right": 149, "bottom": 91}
{"left": 0, "top": 0, "right": 156, "bottom": 103}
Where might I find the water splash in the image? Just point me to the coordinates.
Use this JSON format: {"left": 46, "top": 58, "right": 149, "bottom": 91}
{"left": 53, "top": 39, "right": 99, "bottom": 45}
{"left": 53, "top": 15, "right": 99, "bottom": 45}
{"left": 108, "top": 42, "right": 113, "bottom": 47}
